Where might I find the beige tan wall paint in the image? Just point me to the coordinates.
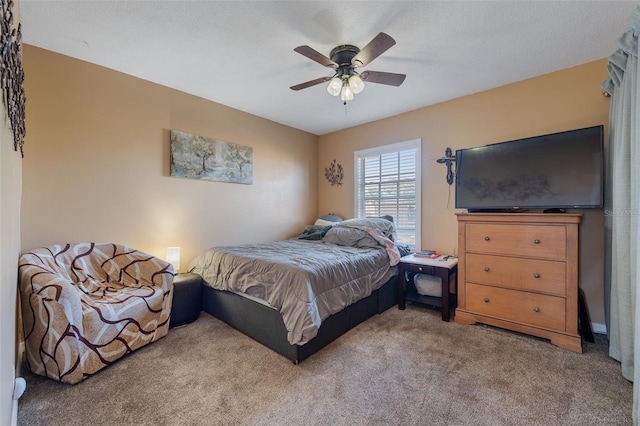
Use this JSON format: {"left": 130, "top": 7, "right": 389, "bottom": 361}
{"left": 318, "top": 59, "right": 609, "bottom": 327}
{"left": 21, "top": 45, "right": 318, "bottom": 270}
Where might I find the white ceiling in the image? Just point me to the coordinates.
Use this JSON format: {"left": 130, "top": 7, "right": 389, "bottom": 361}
{"left": 20, "top": 1, "right": 638, "bottom": 136}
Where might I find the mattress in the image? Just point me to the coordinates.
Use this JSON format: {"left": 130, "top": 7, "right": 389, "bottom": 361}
{"left": 189, "top": 225, "right": 399, "bottom": 345}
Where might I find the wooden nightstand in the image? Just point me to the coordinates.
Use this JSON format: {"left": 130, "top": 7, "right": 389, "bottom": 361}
{"left": 398, "top": 254, "right": 458, "bottom": 321}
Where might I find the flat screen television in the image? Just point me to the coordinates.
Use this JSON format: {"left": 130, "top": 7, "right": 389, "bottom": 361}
{"left": 455, "top": 125, "right": 604, "bottom": 212}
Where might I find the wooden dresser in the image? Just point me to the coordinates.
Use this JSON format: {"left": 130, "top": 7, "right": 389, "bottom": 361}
{"left": 455, "top": 213, "right": 582, "bottom": 353}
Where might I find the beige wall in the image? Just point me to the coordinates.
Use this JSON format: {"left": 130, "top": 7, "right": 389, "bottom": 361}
{"left": 318, "top": 59, "right": 609, "bottom": 327}
{"left": 1, "top": 0, "right": 23, "bottom": 421}
{"left": 20, "top": 43, "right": 609, "bottom": 328}
{"left": 21, "top": 45, "right": 318, "bottom": 270}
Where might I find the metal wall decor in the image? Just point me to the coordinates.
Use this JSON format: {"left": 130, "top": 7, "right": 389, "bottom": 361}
{"left": 1, "top": 0, "right": 25, "bottom": 157}
{"left": 324, "top": 159, "right": 344, "bottom": 186}
{"left": 436, "top": 147, "right": 456, "bottom": 185}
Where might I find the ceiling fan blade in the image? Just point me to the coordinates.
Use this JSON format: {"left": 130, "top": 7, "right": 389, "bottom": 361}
{"left": 360, "top": 70, "right": 406, "bottom": 87}
{"left": 294, "top": 45, "right": 338, "bottom": 69}
{"left": 351, "top": 32, "right": 396, "bottom": 68}
{"left": 290, "top": 76, "right": 332, "bottom": 91}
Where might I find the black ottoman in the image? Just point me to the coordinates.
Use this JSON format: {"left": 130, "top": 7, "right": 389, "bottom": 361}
{"left": 170, "top": 272, "right": 202, "bottom": 328}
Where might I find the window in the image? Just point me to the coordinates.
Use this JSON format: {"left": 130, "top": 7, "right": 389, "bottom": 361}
{"left": 354, "top": 139, "right": 421, "bottom": 249}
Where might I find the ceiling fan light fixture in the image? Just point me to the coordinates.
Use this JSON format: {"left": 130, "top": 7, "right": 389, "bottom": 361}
{"left": 326, "top": 77, "right": 342, "bottom": 96}
{"left": 292, "top": 33, "right": 405, "bottom": 105}
{"left": 348, "top": 74, "right": 365, "bottom": 94}
{"left": 340, "top": 84, "right": 354, "bottom": 102}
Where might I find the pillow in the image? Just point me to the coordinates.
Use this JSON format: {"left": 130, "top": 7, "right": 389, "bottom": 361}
{"left": 322, "top": 227, "right": 379, "bottom": 248}
{"left": 298, "top": 225, "right": 332, "bottom": 241}
{"left": 318, "top": 214, "right": 343, "bottom": 222}
{"left": 314, "top": 218, "right": 336, "bottom": 226}
{"left": 379, "top": 215, "right": 394, "bottom": 223}
{"left": 414, "top": 273, "right": 442, "bottom": 297}
{"left": 395, "top": 241, "right": 411, "bottom": 257}
{"left": 338, "top": 217, "right": 396, "bottom": 240}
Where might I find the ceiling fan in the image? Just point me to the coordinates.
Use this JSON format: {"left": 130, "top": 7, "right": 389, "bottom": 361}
{"left": 290, "top": 32, "right": 406, "bottom": 103}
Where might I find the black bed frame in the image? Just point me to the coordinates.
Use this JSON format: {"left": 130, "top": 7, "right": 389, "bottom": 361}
{"left": 200, "top": 277, "right": 398, "bottom": 364}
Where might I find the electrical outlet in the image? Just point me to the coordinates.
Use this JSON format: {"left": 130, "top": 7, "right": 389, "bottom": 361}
{"left": 452, "top": 248, "right": 457, "bottom": 257}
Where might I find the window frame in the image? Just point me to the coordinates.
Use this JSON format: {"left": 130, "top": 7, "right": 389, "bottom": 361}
{"left": 353, "top": 138, "right": 422, "bottom": 250}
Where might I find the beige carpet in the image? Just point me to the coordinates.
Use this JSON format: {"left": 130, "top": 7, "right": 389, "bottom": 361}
{"left": 18, "top": 306, "right": 632, "bottom": 425}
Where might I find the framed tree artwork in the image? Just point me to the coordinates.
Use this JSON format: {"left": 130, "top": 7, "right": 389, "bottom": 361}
{"left": 170, "top": 130, "right": 253, "bottom": 185}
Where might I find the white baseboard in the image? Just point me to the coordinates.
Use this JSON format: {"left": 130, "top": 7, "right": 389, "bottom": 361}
{"left": 592, "top": 322, "right": 607, "bottom": 335}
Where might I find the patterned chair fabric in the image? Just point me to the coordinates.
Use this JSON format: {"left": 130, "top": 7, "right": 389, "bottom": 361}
{"left": 19, "top": 243, "right": 174, "bottom": 384}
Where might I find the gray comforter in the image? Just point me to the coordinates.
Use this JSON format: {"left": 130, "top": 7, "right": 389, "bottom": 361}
{"left": 189, "top": 226, "right": 398, "bottom": 345}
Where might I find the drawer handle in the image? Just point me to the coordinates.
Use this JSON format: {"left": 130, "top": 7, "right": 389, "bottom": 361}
{"left": 534, "top": 239, "right": 541, "bottom": 244}
{"left": 484, "top": 236, "right": 491, "bottom": 241}
{"left": 533, "top": 273, "right": 541, "bottom": 279}
{"left": 533, "top": 306, "right": 540, "bottom": 313}
{"left": 484, "top": 298, "right": 490, "bottom": 303}
{"left": 484, "top": 267, "right": 490, "bottom": 272}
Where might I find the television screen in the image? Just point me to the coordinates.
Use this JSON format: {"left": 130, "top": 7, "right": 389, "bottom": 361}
{"left": 455, "top": 125, "right": 604, "bottom": 211}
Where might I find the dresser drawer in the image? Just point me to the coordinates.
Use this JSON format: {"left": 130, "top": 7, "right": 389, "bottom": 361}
{"left": 466, "top": 223, "right": 566, "bottom": 260}
{"left": 465, "top": 283, "right": 566, "bottom": 331}
{"left": 466, "top": 253, "right": 566, "bottom": 296}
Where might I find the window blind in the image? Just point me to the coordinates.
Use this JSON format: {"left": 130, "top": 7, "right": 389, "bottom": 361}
{"left": 355, "top": 139, "right": 421, "bottom": 248}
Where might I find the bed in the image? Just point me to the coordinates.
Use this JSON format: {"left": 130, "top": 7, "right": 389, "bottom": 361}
{"left": 188, "top": 217, "right": 403, "bottom": 363}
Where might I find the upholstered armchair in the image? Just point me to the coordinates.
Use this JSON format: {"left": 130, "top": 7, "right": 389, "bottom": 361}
{"left": 18, "top": 243, "right": 174, "bottom": 384}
